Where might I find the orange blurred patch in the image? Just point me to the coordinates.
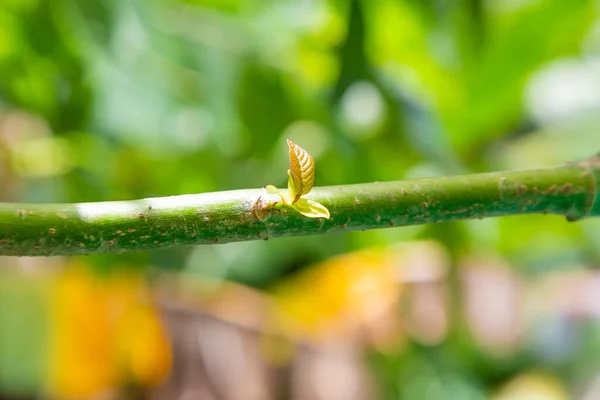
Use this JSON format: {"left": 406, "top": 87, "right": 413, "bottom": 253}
{"left": 269, "top": 241, "right": 449, "bottom": 348}
{"left": 271, "top": 247, "right": 403, "bottom": 342}
{"left": 117, "top": 305, "right": 172, "bottom": 386}
{"left": 47, "top": 268, "right": 118, "bottom": 398}
{"left": 46, "top": 266, "right": 172, "bottom": 398}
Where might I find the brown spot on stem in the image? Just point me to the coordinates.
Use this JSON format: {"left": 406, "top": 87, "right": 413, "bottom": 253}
{"left": 402, "top": 189, "right": 407, "bottom": 196}
{"left": 127, "top": 229, "right": 135, "bottom": 233}
{"left": 204, "top": 217, "right": 209, "bottom": 223}
{"left": 388, "top": 221, "right": 395, "bottom": 227}
{"left": 48, "top": 228, "right": 56, "bottom": 235}
{"left": 190, "top": 231, "right": 197, "bottom": 237}
{"left": 375, "top": 215, "right": 381, "bottom": 222}
{"left": 422, "top": 202, "right": 428, "bottom": 209}
{"left": 561, "top": 183, "right": 573, "bottom": 194}
{"left": 161, "top": 232, "right": 167, "bottom": 236}
{"left": 148, "top": 205, "right": 152, "bottom": 210}
{"left": 517, "top": 184, "right": 527, "bottom": 196}
{"left": 548, "top": 184, "right": 557, "bottom": 194}
{"left": 108, "top": 240, "right": 115, "bottom": 246}
{"left": 354, "top": 198, "right": 360, "bottom": 205}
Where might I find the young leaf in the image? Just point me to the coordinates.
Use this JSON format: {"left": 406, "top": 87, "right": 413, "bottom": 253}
{"left": 287, "top": 139, "right": 315, "bottom": 203}
{"left": 265, "top": 185, "right": 280, "bottom": 195}
{"left": 290, "top": 198, "right": 330, "bottom": 219}
{"left": 287, "top": 170, "right": 298, "bottom": 204}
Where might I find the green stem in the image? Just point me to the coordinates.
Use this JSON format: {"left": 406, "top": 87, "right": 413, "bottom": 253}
{"left": 1, "top": 153, "right": 599, "bottom": 257}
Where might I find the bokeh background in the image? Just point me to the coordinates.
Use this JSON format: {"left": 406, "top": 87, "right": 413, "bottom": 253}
{"left": 2, "top": 0, "right": 600, "bottom": 398}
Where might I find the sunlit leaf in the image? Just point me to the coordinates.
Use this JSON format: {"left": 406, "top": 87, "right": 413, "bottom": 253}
{"left": 290, "top": 198, "right": 330, "bottom": 219}
{"left": 287, "top": 139, "right": 315, "bottom": 203}
{"left": 265, "top": 185, "right": 280, "bottom": 194}
{"left": 286, "top": 170, "right": 298, "bottom": 204}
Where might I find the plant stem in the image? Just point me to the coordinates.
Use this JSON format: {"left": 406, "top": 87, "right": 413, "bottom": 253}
{"left": 1, "top": 153, "right": 599, "bottom": 257}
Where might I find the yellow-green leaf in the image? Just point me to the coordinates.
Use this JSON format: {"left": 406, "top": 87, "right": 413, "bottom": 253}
{"left": 265, "top": 185, "right": 280, "bottom": 195}
{"left": 290, "top": 198, "right": 330, "bottom": 219}
{"left": 286, "top": 170, "right": 297, "bottom": 204}
{"left": 287, "top": 139, "right": 315, "bottom": 203}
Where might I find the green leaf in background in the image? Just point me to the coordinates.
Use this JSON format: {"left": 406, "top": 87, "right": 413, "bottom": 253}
{"left": 455, "top": 0, "right": 596, "bottom": 152}
{"left": 0, "top": 276, "right": 49, "bottom": 396}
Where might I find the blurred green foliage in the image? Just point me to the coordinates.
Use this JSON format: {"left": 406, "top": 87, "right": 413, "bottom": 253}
{"left": 3, "top": 0, "right": 600, "bottom": 398}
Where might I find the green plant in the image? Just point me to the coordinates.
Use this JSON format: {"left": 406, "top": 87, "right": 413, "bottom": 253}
{"left": 264, "top": 140, "right": 330, "bottom": 219}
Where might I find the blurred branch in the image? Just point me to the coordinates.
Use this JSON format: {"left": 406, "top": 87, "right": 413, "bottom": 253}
{"left": 1, "top": 153, "right": 599, "bottom": 256}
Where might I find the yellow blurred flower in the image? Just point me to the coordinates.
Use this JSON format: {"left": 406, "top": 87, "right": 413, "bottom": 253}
{"left": 492, "top": 372, "right": 568, "bottom": 400}
{"left": 271, "top": 247, "right": 402, "bottom": 342}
